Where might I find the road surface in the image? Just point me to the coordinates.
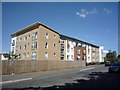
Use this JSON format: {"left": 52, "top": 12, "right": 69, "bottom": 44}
{"left": 1, "top": 64, "right": 120, "bottom": 89}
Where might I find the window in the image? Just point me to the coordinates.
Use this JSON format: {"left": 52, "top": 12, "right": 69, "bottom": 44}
{"left": 82, "top": 50, "right": 86, "bottom": 55}
{"left": 83, "top": 56, "right": 86, "bottom": 60}
{"left": 45, "top": 33, "right": 49, "bottom": 39}
{"left": 67, "top": 55, "right": 70, "bottom": 60}
{"left": 45, "top": 42, "right": 48, "bottom": 49}
{"left": 88, "top": 49, "right": 90, "bottom": 55}
{"left": 28, "top": 43, "right": 30, "bottom": 49}
{"left": 16, "top": 46, "right": 18, "bottom": 51}
{"left": 20, "top": 46, "right": 21, "bottom": 50}
{"left": 45, "top": 52, "right": 48, "bottom": 59}
{"left": 32, "top": 52, "right": 37, "bottom": 60}
{"left": 53, "top": 53, "right": 56, "bottom": 56}
{"left": 27, "top": 52, "right": 29, "bottom": 58}
{"left": 24, "top": 36, "right": 27, "bottom": 41}
{"left": 67, "top": 47, "right": 70, "bottom": 52}
{"left": 12, "top": 40, "right": 15, "bottom": 46}
{"left": 16, "top": 39, "right": 18, "bottom": 43}
{"left": 53, "top": 44, "right": 56, "bottom": 47}
{"left": 61, "top": 40, "right": 64, "bottom": 44}
{"left": 19, "top": 38, "right": 22, "bottom": 42}
{"left": 77, "top": 56, "right": 80, "bottom": 60}
{"left": 28, "top": 34, "right": 30, "bottom": 38}
{"left": 32, "top": 32, "right": 38, "bottom": 40}
{"left": 32, "top": 42, "right": 37, "bottom": 50}
{"left": 53, "top": 35, "right": 56, "bottom": 38}
{"left": 23, "top": 45, "right": 26, "bottom": 50}
{"left": 12, "top": 47, "right": 14, "bottom": 53}
{"left": 77, "top": 43, "right": 81, "bottom": 47}
{"left": 77, "top": 49, "right": 80, "bottom": 54}
{"left": 71, "top": 48, "right": 73, "bottom": 52}
{"left": 82, "top": 44, "right": 86, "bottom": 48}
{"left": 92, "top": 53, "right": 95, "bottom": 56}
{"left": 71, "top": 55, "right": 73, "bottom": 60}
{"left": 23, "top": 53, "right": 26, "bottom": 59}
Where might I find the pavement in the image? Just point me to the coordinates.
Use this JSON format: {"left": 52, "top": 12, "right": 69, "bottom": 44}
{"left": 1, "top": 64, "right": 120, "bottom": 89}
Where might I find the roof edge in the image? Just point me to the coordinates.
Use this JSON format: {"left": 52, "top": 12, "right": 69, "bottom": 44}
{"left": 11, "top": 22, "right": 59, "bottom": 37}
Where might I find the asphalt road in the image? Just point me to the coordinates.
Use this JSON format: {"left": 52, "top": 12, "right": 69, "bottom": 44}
{"left": 1, "top": 64, "right": 120, "bottom": 89}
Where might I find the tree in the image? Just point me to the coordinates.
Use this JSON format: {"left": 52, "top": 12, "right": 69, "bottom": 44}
{"left": 6, "top": 51, "right": 20, "bottom": 60}
{"left": 106, "top": 50, "right": 117, "bottom": 62}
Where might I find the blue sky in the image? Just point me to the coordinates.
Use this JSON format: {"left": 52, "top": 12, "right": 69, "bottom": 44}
{"left": 2, "top": 2, "right": 118, "bottom": 53}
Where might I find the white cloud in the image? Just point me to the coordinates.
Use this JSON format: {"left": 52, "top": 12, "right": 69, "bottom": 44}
{"left": 103, "top": 8, "right": 112, "bottom": 15}
{"left": 76, "top": 12, "right": 86, "bottom": 18}
{"left": 76, "top": 8, "right": 98, "bottom": 18}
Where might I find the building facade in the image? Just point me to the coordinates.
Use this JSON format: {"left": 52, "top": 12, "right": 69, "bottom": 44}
{"left": 11, "top": 22, "right": 60, "bottom": 60}
{"left": 11, "top": 22, "right": 104, "bottom": 64}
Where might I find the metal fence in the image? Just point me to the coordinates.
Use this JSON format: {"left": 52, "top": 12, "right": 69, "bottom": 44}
{"left": 1, "top": 60, "right": 85, "bottom": 75}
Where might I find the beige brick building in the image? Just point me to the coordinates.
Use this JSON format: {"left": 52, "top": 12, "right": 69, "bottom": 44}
{"left": 11, "top": 22, "right": 104, "bottom": 64}
{"left": 11, "top": 22, "right": 60, "bottom": 60}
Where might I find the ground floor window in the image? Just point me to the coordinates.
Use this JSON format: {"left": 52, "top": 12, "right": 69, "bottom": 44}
{"left": 32, "top": 52, "right": 37, "bottom": 60}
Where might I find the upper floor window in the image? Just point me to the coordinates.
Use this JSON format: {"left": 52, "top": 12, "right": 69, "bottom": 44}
{"left": 32, "top": 52, "right": 37, "bottom": 60}
{"left": 53, "top": 35, "right": 56, "bottom": 38}
{"left": 53, "top": 53, "right": 56, "bottom": 56}
{"left": 12, "top": 40, "right": 15, "bottom": 46}
{"left": 20, "top": 46, "right": 21, "bottom": 50}
{"left": 67, "top": 55, "right": 70, "bottom": 60}
{"left": 32, "top": 42, "right": 37, "bottom": 50}
{"left": 77, "top": 56, "right": 80, "bottom": 60}
{"left": 45, "top": 33, "right": 49, "bottom": 39}
{"left": 32, "top": 32, "right": 38, "bottom": 40}
{"left": 82, "top": 50, "right": 86, "bottom": 55}
{"left": 27, "top": 52, "right": 29, "bottom": 58}
{"left": 45, "top": 42, "right": 48, "bottom": 49}
{"left": 23, "top": 45, "right": 27, "bottom": 50}
{"left": 19, "top": 38, "right": 22, "bottom": 42}
{"left": 24, "top": 36, "right": 27, "bottom": 41}
{"left": 83, "top": 56, "right": 86, "bottom": 60}
{"left": 77, "top": 43, "right": 81, "bottom": 47}
{"left": 28, "top": 34, "right": 30, "bottom": 38}
{"left": 16, "top": 39, "right": 18, "bottom": 43}
{"left": 67, "top": 47, "right": 70, "bottom": 52}
{"left": 53, "top": 44, "right": 56, "bottom": 47}
{"left": 28, "top": 43, "right": 30, "bottom": 49}
{"left": 71, "top": 55, "right": 73, "bottom": 60}
{"left": 77, "top": 49, "right": 80, "bottom": 54}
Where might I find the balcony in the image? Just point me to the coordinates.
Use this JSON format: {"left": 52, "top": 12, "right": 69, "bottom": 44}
{"left": 61, "top": 54, "right": 64, "bottom": 57}
{"left": 12, "top": 43, "right": 15, "bottom": 46}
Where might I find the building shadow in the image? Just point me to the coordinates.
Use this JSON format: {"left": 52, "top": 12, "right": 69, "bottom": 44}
{"left": 4, "top": 71, "right": 120, "bottom": 90}
{"left": 43, "top": 72, "right": 120, "bottom": 89}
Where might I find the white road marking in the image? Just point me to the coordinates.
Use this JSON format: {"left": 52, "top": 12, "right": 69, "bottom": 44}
{"left": 0, "top": 78, "right": 32, "bottom": 84}
{"left": 80, "top": 67, "right": 94, "bottom": 71}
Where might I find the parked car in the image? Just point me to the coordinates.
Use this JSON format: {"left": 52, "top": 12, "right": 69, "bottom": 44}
{"left": 105, "top": 61, "right": 112, "bottom": 66}
{"left": 108, "top": 62, "right": 120, "bottom": 73}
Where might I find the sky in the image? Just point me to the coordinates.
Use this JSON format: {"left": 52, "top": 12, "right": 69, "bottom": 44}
{"left": 2, "top": 2, "right": 118, "bottom": 53}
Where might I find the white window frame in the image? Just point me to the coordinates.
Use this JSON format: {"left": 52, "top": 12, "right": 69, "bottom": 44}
{"left": 45, "top": 52, "right": 48, "bottom": 59}
{"left": 77, "top": 56, "right": 80, "bottom": 60}
{"left": 32, "top": 42, "right": 37, "bottom": 50}
{"left": 45, "top": 33, "right": 49, "bottom": 39}
{"left": 53, "top": 53, "right": 56, "bottom": 56}
{"left": 23, "top": 53, "right": 26, "bottom": 59}
{"left": 32, "top": 52, "right": 37, "bottom": 60}
{"left": 45, "top": 42, "right": 48, "bottom": 49}
{"left": 53, "top": 35, "right": 56, "bottom": 38}
{"left": 32, "top": 32, "right": 38, "bottom": 40}
{"left": 77, "top": 49, "right": 80, "bottom": 54}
